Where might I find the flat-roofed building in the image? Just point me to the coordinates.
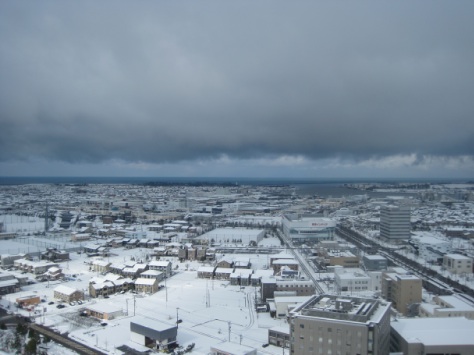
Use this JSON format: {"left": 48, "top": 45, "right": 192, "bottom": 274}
{"left": 85, "top": 303, "right": 124, "bottom": 320}
{"left": 272, "top": 296, "right": 312, "bottom": 318}
{"left": 130, "top": 317, "right": 177, "bottom": 351}
{"left": 268, "top": 326, "right": 290, "bottom": 349}
{"left": 289, "top": 294, "right": 391, "bottom": 355}
{"left": 363, "top": 255, "right": 388, "bottom": 271}
{"left": 201, "top": 228, "right": 265, "bottom": 246}
{"left": 390, "top": 317, "right": 474, "bottom": 355}
{"left": 272, "top": 259, "right": 299, "bottom": 275}
{"left": 210, "top": 341, "right": 257, "bottom": 355}
{"left": 334, "top": 268, "right": 371, "bottom": 294}
{"left": 282, "top": 215, "right": 335, "bottom": 245}
{"left": 419, "top": 294, "right": 474, "bottom": 319}
{"left": 380, "top": 205, "right": 411, "bottom": 243}
{"left": 443, "top": 254, "right": 473, "bottom": 274}
{"left": 382, "top": 268, "right": 422, "bottom": 316}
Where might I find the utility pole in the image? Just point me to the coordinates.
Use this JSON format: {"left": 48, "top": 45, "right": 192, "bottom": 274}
{"left": 176, "top": 307, "right": 179, "bottom": 328}
{"left": 228, "top": 321, "right": 231, "bottom": 342}
{"left": 133, "top": 295, "right": 136, "bottom": 316}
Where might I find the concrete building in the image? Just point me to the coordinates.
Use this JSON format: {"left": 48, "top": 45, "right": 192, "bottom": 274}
{"left": 382, "top": 268, "right": 422, "bottom": 316}
{"left": 271, "top": 296, "right": 311, "bottom": 318}
{"left": 443, "top": 254, "right": 473, "bottom": 274}
{"left": 334, "top": 268, "right": 371, "bottom": 294}
{"left": 261, "top": 278, "right": 316, "bottom": 302}
{"left": 271, "top": 259, "right": 299, "bottom": 275}
{"left": 419, "top": 294, "right": 474, "bottom": 319}
{"left": 210, "top": 341, "right": 257, "bottom": 355}
{"left": 289, "top": 294, "right": 391, "bottom": 355}
{"left": 268, "top": 326, "right": 290, "bottom": 349}
{"left": 363, "top": 255, "right": 388, "bottom": 271}
{"left": 390, "top": 317, "right": 474, "bottom": 355}
{"left": 201, "top": 228, "right": 265, "bottom": 246}
{"left": 380, "top": 205, "right": 411, "bottom": 243}
{"left": 282, "top": 215, "right": 335, "bottom": 245}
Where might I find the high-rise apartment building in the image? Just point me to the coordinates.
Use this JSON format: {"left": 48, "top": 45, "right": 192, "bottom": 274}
{"left": 380, "top": 205, "right": 411, "bottom": 242}
{"left": 289, "top": 294, "right": 391, "bottom": 355}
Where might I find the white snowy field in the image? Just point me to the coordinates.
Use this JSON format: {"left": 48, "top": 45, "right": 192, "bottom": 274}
{"left": 1, "top": 238, "right": 288, "bottom": 354}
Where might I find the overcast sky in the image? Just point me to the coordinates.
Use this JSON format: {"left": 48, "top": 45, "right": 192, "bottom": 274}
{"left": 1, "top": 1, "right": 473, "bottom": 179}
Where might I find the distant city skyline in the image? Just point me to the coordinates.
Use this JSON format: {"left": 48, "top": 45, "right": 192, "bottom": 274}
{"left": 1, "top": 2, "right": 473, "bottom": 178}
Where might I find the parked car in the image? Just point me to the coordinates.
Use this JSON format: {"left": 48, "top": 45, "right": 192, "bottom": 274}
{"left": 56, "top": 304, "right": 66, "bottom": 309}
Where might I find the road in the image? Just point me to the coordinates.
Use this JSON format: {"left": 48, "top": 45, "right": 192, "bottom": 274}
{"left": 336, "top": 224, "right": 474, "bottom": 298}
{"left": 276, "top": 229, "right": 325, "bottom": 294}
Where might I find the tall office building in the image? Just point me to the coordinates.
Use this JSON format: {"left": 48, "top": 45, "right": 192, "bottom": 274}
{"left": 380, "top": 205, "right": 411, "bottom": 242}
{"left": 289, "top": 294, "right": 391, "bottom": 355}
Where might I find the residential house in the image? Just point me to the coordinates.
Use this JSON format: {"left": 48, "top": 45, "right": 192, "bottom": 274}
{"left": 54, "top": 285, "right": 84, "bottom": 303}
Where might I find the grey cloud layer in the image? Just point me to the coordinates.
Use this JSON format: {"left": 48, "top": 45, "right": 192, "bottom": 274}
{"left": 1, "top": 2, "right": 473, "bottom": 165}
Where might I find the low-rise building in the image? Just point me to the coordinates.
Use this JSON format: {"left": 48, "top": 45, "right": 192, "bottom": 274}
{"left": 85, "top": 303, "right": 124, "bottom": 320}
{"left": 230, "top": 269, "right": 253, "bottom": 286}
{"left": 443, "top": 254, "right": 473, "bottom": 274}
{"left": 148, "top": 260, "right": 172, "bottom": 277}
{"left": 268, "top": 326, "right": 290, "bottom": 349}
{"left": 210, "top": 342, "right": 257, "bottom": 355}
{"left": 419, "top": 294, "right": 474, "bottom": 319}
{"left": 53, "top": 285, "right": 84, "bottom": 303}
{"left": 140, "top": 270, "right": 164, "bottom": 282}
{"left": 363, "top": 255, "right": 388, "bottom": 271}
{"left": 130, "top": 317, "right": 177, "bottom": 351}
{"left": 91, "top": 260, "right": 111, "bottom": 273}
{"left": 16, "top": 295, "right": 40, "bottom": 308}
{"left": 135, "top": 278, "right": 159, "bottom": 294}
{"left": 272, "top": 259, "right": 299, "bottom": 275}
{"left": 197, "top": 266, "right": 216, "bottom": 279}
{"left": 334, "top": 268, "right": 371, "bottom": 294}
{"left": 214, "top": 267, "right": 234, "bottom": 280}
{"left": 390, "top": 317, "right": 474, "bottom": 355}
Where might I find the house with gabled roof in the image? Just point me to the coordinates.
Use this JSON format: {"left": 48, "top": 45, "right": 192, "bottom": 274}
{"left": 135, "top": 278, "right": 159, "bottom": 294}
{"left": 54, "top": 285, "right": 84, "bottom": 303}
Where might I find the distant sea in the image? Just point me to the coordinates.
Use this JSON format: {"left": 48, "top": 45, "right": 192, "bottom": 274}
{"left": 0, "top": 176, "right": 469, "bottom": 198}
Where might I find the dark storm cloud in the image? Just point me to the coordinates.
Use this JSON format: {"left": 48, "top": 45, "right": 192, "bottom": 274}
{"left": 1, "top": 1, "right": 473, "bottom": 166}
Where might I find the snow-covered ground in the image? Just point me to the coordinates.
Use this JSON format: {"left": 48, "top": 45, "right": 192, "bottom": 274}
{"left": 1, "top": 238, "right": 289, "bottom": 354}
